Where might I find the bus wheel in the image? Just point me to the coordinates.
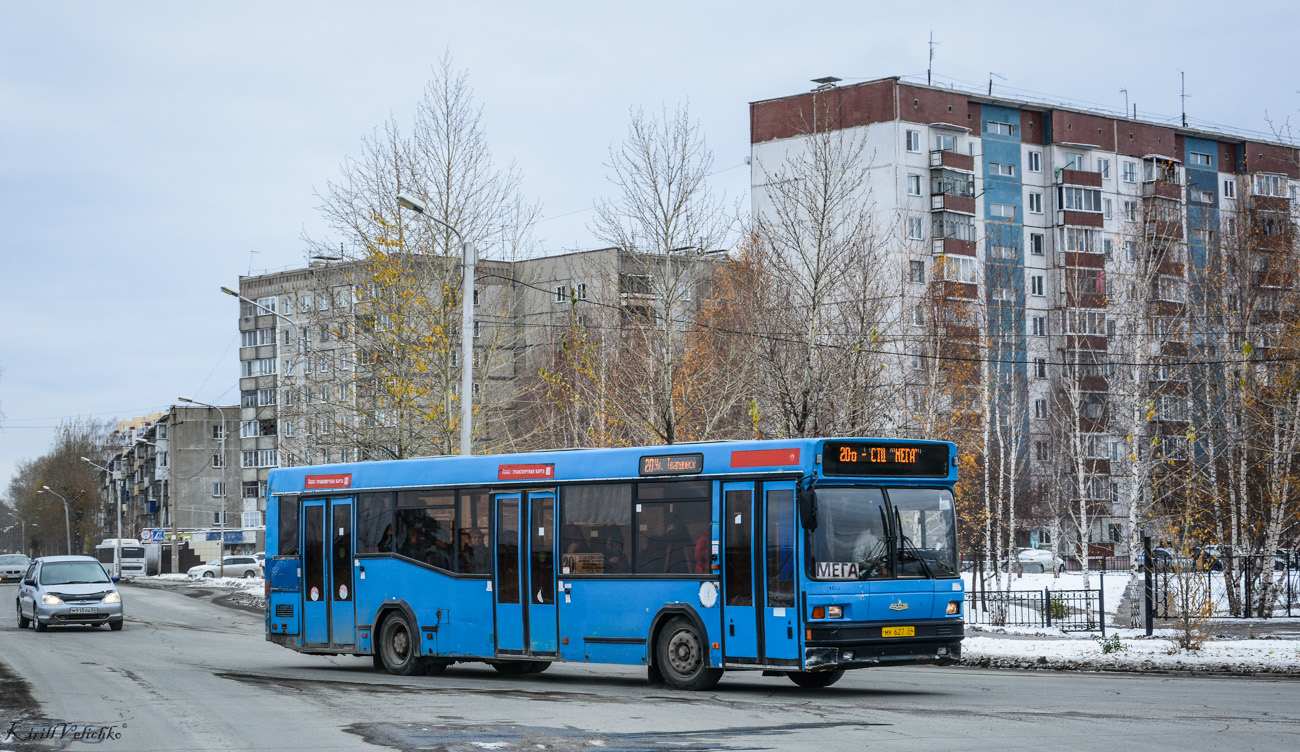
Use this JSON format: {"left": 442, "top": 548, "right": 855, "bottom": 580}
{"left": 787, "top": 668, "right": 845, "bottom": 688}
{"left": 378, "top": 613, "right": 421, "bottom": 675}
{"left": 525, "top": 661, "right": 550, "bottom": 674}
{"left": 656, "top": 617, "right": 722, "bottom": 691}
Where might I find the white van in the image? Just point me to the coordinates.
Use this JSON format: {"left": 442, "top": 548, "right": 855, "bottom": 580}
{"left": 94, "top": 539, "right": 147, "bottom": 578}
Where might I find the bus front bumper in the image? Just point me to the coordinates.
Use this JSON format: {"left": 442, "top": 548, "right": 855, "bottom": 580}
{"left": 804, "top": 619, "right": 964, "bottom": 670}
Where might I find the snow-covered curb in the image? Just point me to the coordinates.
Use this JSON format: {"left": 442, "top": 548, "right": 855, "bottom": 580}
{"left": 136, "top": 573, "right": 266, "bottom": 611}
{"left": 962, "top": 631, "right": 1300, "bottom": 675}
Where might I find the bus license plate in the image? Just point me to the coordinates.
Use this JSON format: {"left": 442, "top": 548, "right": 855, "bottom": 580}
{"left": 882, "top": 626, "right": 914, "bottom": 638}
{"left": 69, "top": 607, "right": 99, "bottom": 615}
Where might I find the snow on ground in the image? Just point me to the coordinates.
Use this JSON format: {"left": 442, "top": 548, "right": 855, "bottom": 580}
{"left": 140, "top": 573, "right": 265, "bottom": 599}
{"left": 963, "top": 629, "right": 1300, "bottom": 675}
{"left": 963, "top": 571, "right": 1132, "bottom": 618}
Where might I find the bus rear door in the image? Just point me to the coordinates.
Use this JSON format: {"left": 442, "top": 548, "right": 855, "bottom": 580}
{"left": 302, "top": 497, "right": 355, "bottom": 648}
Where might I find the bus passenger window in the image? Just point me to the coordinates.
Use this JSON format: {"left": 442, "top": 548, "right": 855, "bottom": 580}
{"left": 560, "top": 484, "right": 632, "bottom": 575}
{"left": 356, "top": 493, "right": 393, "bottom": 554}
{"left": 278, "top": 496, "right": 299, "bottom": 556}
{"left": 457, "top": 491, "right": 492, "bottom": 575}
{"left": 635, "top": 500, "right": 709, "bottom": 575}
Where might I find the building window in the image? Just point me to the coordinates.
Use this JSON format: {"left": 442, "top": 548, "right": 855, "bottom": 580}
{"left": 939, "top": 255, "right": 978, "bottom": 284}
{"left": 906, "top": 130, "right": 921, "bottom": 152}
{"left": 935, "top": 133, "right": 957, "bottom": 152}
{"left": 255, "top": 296, "right": 277, "bottom": 315}
{"left": 1125, "top": 241, "right": 1137, "bottom": 261}
{"left": 1123, "top": 200, "right": 1136, "bottom": 220}
{"left": 1254, "top": 173, "right": 1287, "bottom": 197}
{"left": 987, "top": 121, "right": 1014, "bottom": 136}
{"left": 989, "top": 162, "right": 1016, "bottom": 178}
{"left": 258, "top": 388, "right": 276, "bottom": 406}
{"left": 1034, "top": 358, "right": 1047, "bottom": 378}
{"left": 1032, "top": 316, "right": 1046, "bottom": 337}
{"left": 212, "top": 453, "right": 225, "bottom": 469}
{"left": 1029, "top": 233, "right": 1044, "bottom": 256}
{"left": 1059, "top": 186, "right": 1103, "bottom": 212}
{"left": 212, "top": 482, "right": 226, "bottom": 498}
{"left": 1028, "top": 151, "right": 1041, "bottom": 173}
{"left": 1189, "top": 151, "right": 1212, "bottom": 167}
{"left": 1064, "top": 153, "right": 1085, "bottom": 171}
{"left": 576, "top": 283, "right": 587, "bottom": 300}
{"left": 241, "top": 390, "right": 257, "bottom": 408}
{"left": 1030, "top": 274, "right": 1045, "bottom": 297}
{"left": 1104, "top": 238, "right": 1113, "bottom": 258}
{"left": 907, "top": 174, "right": 923, "bottom": 196}
{"left": 1028, "top": 192, "right": 1043, "bottom": 214}
{"left": 989, "top": 203, "right": 1017, "bottom": 220}
{"left": 1035, "top": 440, "right": 1048, "bottom": 462}
{"left": 1034, "top": 399, "right": 1047, "bottom": 419}
{"left": 909, "top": 260, "right": 925, "bottom": 284}
{"left": 988, "top": 244, "right": 1017, "bottom": 260}
{"left": 907, "top": 216, "right": 924, "bottom": 240}
{"left": 1122, "top": 162, "right": 1137, "bottom": 183}
{"left": 1097, "top": 158, "right": 1111, "bottom": 179}
{"left": 1104, "top": 198, "right": 1113, "bottom": 219}
{"left": 1190, "top": 187, "right": 1213, "bottom": 204}
{"left": 240, "top": 420, "right": 258, "bottom": 438}
{"left": 555, "top": 285, "right": 567, "bottom": 303}
{"left": 1223, "top": 179, "right": 1236, "bottom": 198}
{"left": 211, "top": 425, "right": 225, "bottom": 440}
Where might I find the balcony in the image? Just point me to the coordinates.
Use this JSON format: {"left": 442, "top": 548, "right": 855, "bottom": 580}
{"left": 930, "top": 192, "right": 976, "bottom": 215}
{"left": 1057, "top": 169, "right": 1102, "bottom": 188}
{"left": 1142, "top": 181, "right": 1182, "bottom": 200}
{"left": 929, "top": 149, "right": 974, "bottom": 172}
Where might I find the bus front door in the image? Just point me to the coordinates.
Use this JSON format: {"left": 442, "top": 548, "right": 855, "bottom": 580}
{"left": 328, "top": 498, "right": 355, "bottom": 647}
{"left": 721, "top": 482, "right": 760, "bottom": 664}
{"left": 493, "top": 492, "right": 525, "bottom": 653}
{"left": 760, "top": 482, "right": 799, "bottom": 664}
{"left": 302, "top": 500, "right": 328, "bottom": 645}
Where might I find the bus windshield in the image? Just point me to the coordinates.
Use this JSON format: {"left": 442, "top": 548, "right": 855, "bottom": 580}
{"left": 808, "top": 487, "right": 958, "bottom": 580}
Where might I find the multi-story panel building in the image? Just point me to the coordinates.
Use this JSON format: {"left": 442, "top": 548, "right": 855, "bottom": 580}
{"left": 749, "top": 76, "right": 1298, "bottom": 553}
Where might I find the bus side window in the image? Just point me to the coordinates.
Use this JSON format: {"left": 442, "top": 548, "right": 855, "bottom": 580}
{"left": 356, "top": 493, "right": 393, "bottom": 554}
{"left": 279, "top": 496, "right": 300, "bottom": 556}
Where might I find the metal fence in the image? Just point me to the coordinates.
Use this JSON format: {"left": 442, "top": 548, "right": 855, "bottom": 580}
{"left": 965, "top": 588, "right": 1103, "bottom": 632}
{"left": 1151, "top": 563, "right": 1300, "bottom": 619}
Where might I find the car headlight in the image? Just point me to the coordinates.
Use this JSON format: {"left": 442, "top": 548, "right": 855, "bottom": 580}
{"left": 102, "top": 592, "right": 121, "bottom": 604}
{"left": 42, "top": 593, "right": 64, "bottom": 606}
{"left": 946, "top": 600, "right": 961, "bottom": 615}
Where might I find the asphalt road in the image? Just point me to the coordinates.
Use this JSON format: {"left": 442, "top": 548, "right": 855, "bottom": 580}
{"left": 1, "top": 581, "right": 1298, "bottom": 751}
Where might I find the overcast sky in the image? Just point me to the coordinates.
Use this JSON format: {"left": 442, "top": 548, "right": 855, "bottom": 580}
{"left": 3, "top": 1, "right": 1298, "bottom": 494}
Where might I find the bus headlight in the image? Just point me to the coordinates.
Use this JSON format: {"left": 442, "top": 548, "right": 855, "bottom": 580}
{"left": 826, "top": 605, "right": 844, "bottom": 619}
{"left": 42, "top": 594, "right": 64, "bottom": 606}
{"left": 946, "top": 600, "right": 961, "bottom": 615}
{"left": 102, "top": 592, "right": 121, "bottom": 604}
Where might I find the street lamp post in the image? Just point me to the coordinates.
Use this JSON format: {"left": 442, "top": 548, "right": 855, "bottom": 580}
{"left": 395, "top": 191, "right": 475, "bottom": 456}
{"left": 180, "top": 397, "right": 228, "bottom": 578}
{"left": 81, "top": 456, "right": 122, "bottom": 577}
{"left": 37, "top": 486, "right": 73, "bottom": 555}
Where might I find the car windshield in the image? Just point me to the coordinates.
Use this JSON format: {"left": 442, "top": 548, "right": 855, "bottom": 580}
{"left": 39, "top": 561, "right": 111, "bottom": 585}
{"left": 0, "top": 554, "right": 28, "bottom": 564}
{"left": 808, "top": 486, "right": 958, "bottom": 580}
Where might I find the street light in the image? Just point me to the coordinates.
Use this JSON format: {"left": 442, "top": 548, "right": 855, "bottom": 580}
{"left": 396, "top": 190, "right": 475, "bottom": 456}
{"left": 38, "top": 486, "right": 73, "bottom": 555}
{"left": 220, "top": 286, "right": 299, "bottom": 337}
{"left": 179, "top": 396, "right": 228, "bottom": 577}
{"left": 81, "top": 456, "right": 123, "bottom": 577}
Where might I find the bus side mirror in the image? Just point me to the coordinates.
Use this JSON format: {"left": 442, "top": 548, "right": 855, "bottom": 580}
{"left": 798, "top": 489, "right": 817, "bottom": 531}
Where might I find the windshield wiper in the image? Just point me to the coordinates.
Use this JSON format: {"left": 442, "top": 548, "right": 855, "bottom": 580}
{"left": 894, "top": 509, "right": 935, "bottom": 579}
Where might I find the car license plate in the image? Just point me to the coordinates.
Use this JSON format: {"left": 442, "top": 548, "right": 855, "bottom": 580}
{"left": 882, "top": 626, "right": 915, "bottom": 638}
{"left": 69, "top": 607, "right": 99, "bottom": 615}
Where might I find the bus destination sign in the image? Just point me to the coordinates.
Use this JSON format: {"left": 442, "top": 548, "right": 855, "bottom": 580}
{"left": 822, "top": 442, "right": 949, "bottom": 478}
{"left": 639, "top": 453, "right": 704, "bottom": 477}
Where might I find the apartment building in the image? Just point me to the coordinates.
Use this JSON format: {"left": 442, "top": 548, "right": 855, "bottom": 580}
{"left": 100, "top": 405, "right": 240, "bottom": 544}
{"left": 749, "top": 76, "right": 1298, "bottom": 552}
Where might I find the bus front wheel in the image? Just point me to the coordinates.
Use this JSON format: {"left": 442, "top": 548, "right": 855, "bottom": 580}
{"left": 656, "top": 617, "right": 722, "bottom": 691}
{"left": 378, "top": 613, "right": 421, "bottom": 675}
{"left": 787, "top": 668, "right": 845, "bottom": 688}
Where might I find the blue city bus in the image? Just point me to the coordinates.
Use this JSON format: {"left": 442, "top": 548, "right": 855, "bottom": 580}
{"left": 264, "top": 438, "right": 963, "bottom": 689}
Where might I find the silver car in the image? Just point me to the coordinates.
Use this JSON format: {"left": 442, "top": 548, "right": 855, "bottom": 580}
{"left": 15, "top": 555, "right": 124, "bottom": 631}
{"left": 0, "top": 553, "right": 30, "bottom": 582}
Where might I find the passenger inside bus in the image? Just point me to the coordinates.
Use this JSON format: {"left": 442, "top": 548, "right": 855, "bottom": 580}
{"left": 603, "top": 528, "right": 629, "bottom": 574}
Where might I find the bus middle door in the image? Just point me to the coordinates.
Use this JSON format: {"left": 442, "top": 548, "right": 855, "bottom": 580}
{"left": 301, "top": 499, "right": 328, "bottom": 645}
{"left": 492, "top": 492, "right": 525, "bottom": 654}
{"left": 760, "top": 481, "right": 800, "bottom": 665}
{"left": 525, "top": 490, "right": 557, "bottom": 655}
{"left": 721, "top": 481, "right": 760, "bottom": 664}
{"left": 328, "top": 498, "right": 355, "bottom": 648}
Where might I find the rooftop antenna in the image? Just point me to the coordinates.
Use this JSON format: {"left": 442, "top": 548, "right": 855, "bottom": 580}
{"left": 1180, "top": 71, "right": 1190, "bottom": 127}
{"left": 1120, "top": 88, "right": 1129, "bottom": 117}
{"left": 246, "top": 249, "right": 260, "bottom": 276}
{"left": 927, "top": 31, "right": 940, "bottom": 86}
{"left": 988, "top": 72, "right": 1005, "bottom": 96}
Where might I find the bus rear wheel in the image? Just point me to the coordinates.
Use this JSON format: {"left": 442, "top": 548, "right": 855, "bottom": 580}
{"left": 787, "top": 668, "right": 845, "bottom": 688}
{"left": 656, "top": 617, "right": 722, "bottom": 691}
{"left": 378, "top": 613, "right": 421, "bottom": 675}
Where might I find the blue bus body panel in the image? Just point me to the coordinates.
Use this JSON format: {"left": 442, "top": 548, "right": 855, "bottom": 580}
{"left": 354, "top": 558, "right": 494, "bottom": 658}
{"left": 560, "top": 579, "right": 721, "bottom": 665}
